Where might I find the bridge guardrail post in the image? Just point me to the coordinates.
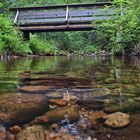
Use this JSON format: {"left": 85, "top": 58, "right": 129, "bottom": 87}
{"left": 65, "top": 6, "right": 69, "bottom": 26}
{"left": 14, "top": 9, "right": 19, "bottom": 24}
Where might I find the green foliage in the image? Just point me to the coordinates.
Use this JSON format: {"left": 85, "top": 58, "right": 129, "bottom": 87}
{"left": 83, "top": 45, "right": 101, "bottom": 54}
{"left": 43, "top": 31, "right": 104, "bottom": 54}
{"left": 29, "top": 35, "right": 58, "bottom": 55}
{"left": 0, "top": 15, "right": 32, "bottom": 55}
{"left": 1, "top": 0, "right": 140, "bottom": 56}
{"left": 10, "top": 0, "right": 97, "bottom": 6}
{"left": 95, "top": 0, "right": 140, "bottom": 54}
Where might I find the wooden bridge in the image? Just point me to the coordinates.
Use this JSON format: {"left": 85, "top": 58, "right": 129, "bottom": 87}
{"left": 10, "top": 2, "right": 117, "bottom": 40}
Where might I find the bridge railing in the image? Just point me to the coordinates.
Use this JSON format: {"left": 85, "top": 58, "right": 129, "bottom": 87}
{"left": 10, "top": 2, "right": 119, "bottom": 27}
{"left": 10, "top": 2, "right": 112, "bottom": 11}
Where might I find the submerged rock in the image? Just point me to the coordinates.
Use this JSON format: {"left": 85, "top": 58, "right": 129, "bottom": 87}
{"left": 75, "top": 88, "right": 111, "bottom": 109}
{"left": 89, "top": 111, "right": 107, "bottom": 122}
{"left": 32, "top": 116, "right": 49, "bottom": 124}
{"left": 88, "top": 111, "right": 107, "bottom": 130}
{"left": 133, "top": 97, "right": 140, "bottom": 102}
{"left": 72, "top": 88, "right": 110, "bottom": 101}
{"left": 104, "top": 78, "right": 116, "bottom": 84}
{"left": 45, "top": 92, "right": 63, "bottom": 99}
{"left": 9, "top": 126, "right": 22, "bottom": 134}
{"left": 46, "top": 106, "right": 79, "bottom": 123}
{"left": 17, "top": 125, "right": 45, "bottom": 140}
{"left": 104, "top": 112, "right": 130, "bottom": 128}
{"left": 0, "top": 131, "right": 6, "bottom": 140}
{"left": 50, "top": 123, "right": 60, "bottom": 130}
{"left": 0, "top": 94, "right": 48, "bottom": 125}
{"left": 77, "top": 100, "right": 105, "bottom": 109}
{"left": 6, "top": 131, "right": 16, "bottom": 140}
{"left": 19, "top": 85, "right": 50, "bottom": 93}
{"left": 19, "top": 76, "right": 92, "bottom": 92}
{"left": 45, "top": 130, "right": 81, "bottom": 140}
{"left": 33, "top": 106, "right": 79, "bottom": 124}
{"left": 104, "top": 101, "right": 140, "bottom": 113}
{"left": 48, "top": 99, "right": 68, "bottom": 106}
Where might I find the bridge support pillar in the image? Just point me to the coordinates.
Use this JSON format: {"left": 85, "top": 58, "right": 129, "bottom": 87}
{"left": 23, "top": 31, "right": 30, "bottom": 41}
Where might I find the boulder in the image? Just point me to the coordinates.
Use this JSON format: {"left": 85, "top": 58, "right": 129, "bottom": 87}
{"left": 0, "top": 94, "right": 48, "bottom": 125}
{"left": 104, "top": 112, "right": 130, "bottom": 128}
{"left": 16, "top": 125, "right": 45, "bottom": 140}
{"left": 33, "top": 106, "right": 79, "bottom": 124}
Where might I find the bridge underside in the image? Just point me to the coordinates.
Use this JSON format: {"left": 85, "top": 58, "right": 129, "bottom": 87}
{"left": 21, "top": 24, "right": 94, "bottom": 40}
{"left": 20, "top": 24, "right": 94, "bottom": 32}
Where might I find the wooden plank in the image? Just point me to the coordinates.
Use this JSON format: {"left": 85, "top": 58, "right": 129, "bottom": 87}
{"left": 69, "top": 16, "right": 116, "bottom": 23}
{"left": 10, "top": 2, "right": 112, "bottom": 11}
{"left": 19, "top": 8, "right": 116, "bottom": 17}
{"left": 19, "top": 18, "right": 66, "bottom": 25}
{"left": 19, "top": 22, "right": 92, "bottom": 27}
{"left": 18, "top": 15, "right": 116, "bottom": 26}
{"left": 20, "top": 11, "right": 65, "bottom": 17}
{"left": 18, "top": 11, "right": 116, "bottom": 21}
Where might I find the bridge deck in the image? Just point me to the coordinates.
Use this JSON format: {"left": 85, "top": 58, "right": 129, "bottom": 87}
{"left": 10, "top": 2, "right": 118, "bottom": 33}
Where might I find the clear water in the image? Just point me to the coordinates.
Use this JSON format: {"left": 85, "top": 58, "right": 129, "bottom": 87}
{"left": 0, "top": 56, "right": 140, "bottom": 98}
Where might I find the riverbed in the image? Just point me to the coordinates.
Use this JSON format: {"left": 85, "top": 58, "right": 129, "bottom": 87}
{"left": 0, "top": 56, "right": 140, "bottom": 140}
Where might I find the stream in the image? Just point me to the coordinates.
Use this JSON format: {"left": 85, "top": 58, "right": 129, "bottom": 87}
{"left": 0, "top": 56, "right": 140, "bottom": 140}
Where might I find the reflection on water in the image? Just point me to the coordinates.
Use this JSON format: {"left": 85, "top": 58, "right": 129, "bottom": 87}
{"left": 0, "top": 56, "right": 140, "bottom": 96}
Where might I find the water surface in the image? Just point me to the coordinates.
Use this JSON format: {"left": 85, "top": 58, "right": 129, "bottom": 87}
{"left": 1, "top": 56, "right": 140, "bottom": 139}
{"left": 0, "top": 56, "right": 140, "bottom": 98}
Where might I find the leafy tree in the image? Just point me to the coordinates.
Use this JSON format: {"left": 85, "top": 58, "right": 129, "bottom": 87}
{"left": 95, "top": 0, "right": 140, "bottom": 54}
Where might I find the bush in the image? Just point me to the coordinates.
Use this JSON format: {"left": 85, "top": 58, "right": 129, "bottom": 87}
{"left": 0, "top": 15, "right": 32, "bottom": 55}
{"left": 29, "top": 35, "right": 58, "bottom": 55}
